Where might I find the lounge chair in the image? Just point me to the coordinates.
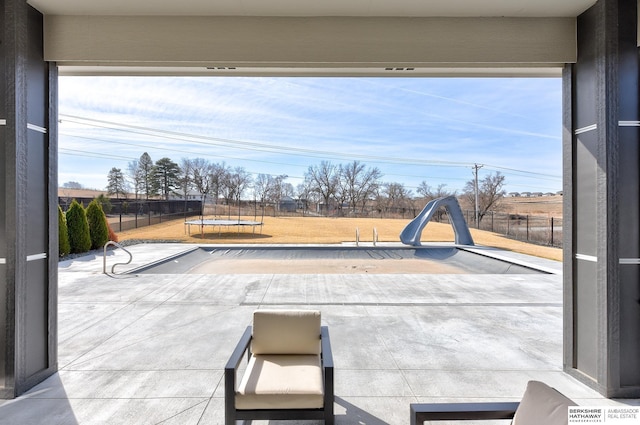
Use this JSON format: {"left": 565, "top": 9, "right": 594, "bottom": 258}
{"left": 411, "top": 380, "right": 577, "bottom": 424}
{"left": 225, "top": 309, "right": 334, "bottom": 424}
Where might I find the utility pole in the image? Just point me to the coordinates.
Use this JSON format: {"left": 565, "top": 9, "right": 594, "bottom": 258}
{"left": 473, "top": 164, "right": 483, "bottom": 228}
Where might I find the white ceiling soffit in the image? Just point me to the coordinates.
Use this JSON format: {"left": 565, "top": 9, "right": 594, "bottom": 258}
{"left": 29, "top": 0, "right": 596, "bottom": 18}
{"left": 38, "top": 1, "right": 591, "bottom": 77}
{"left": 47, "top": 15, "right": 575, "bottom": 77}
{"left": 58, "top": 65, "right": 564, "bottom": 78}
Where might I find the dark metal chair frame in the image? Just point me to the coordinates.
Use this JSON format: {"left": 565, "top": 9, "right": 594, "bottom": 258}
{"left": 410, "top": 402, "right": 521, "bottom": 425}
{"left": 225, "top": 325, "right": 334, "bottom": 425}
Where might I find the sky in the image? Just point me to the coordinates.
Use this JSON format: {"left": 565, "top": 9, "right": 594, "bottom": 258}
{"left": 58, "top": 76, "right": 563, "bottom": 196}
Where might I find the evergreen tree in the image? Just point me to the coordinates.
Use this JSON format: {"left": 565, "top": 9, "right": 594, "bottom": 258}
{"left": 106, "top": 167, "right": 127, "bottom": 199}
{"left": 58, "top": 205, "right": 71, "bottom": 257}
{"left": 86, "top": 199, "right": 109, "bottom": 249}
{"left": 66, "top": 199, "right": 91, "bottom": 254}
{"left": 139, "top": 152, "right": 156, "bottom": 199}
{"left": 153, "top": 157, "right": 181, "bottom": 200}
{"left": 95, "top": 194, "right": 113, "bottom": 214}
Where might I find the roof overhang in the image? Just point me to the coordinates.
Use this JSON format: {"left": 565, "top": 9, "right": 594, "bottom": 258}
{"left": 46, "top": 16, "right": 575, "bottom": 77}
{"left": 27, "top": 0, "right": 598, "bottom": 18}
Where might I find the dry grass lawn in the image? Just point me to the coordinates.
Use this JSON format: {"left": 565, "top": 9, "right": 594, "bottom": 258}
{"left": 499, "top": 195, "right": 563, "bottom": 216}
{"left": 116, "top": 215, "right": 562, "bottom": 262}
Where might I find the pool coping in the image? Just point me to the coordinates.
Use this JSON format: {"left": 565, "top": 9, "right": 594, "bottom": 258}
{"left": 120, "top": 242, "right": 561, "bottom": 275}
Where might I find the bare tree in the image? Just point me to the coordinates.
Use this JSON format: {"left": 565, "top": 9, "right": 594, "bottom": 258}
{"left": 254, "top": 174, "right": 271, "bottom": 205}
{"left": 463, "top": 171, "right": 506, "bottom": 223}
{"left": 417, "top": 182, "right": 456, "bottom": 201}
{"left": 282, "top": 182, "right": 295, "bottom": 198}
{"left": 191, "top": 158, "right": 213, "bottom": 215}
{"left": 339, "top": 160, "right": 382, "bottom": 216}
{"left": 221, "top": 166, "right": 252, "bottom": 207}
{"left": 296, "top": 181, "right": 315, "bottom": 216}
{"left": 269, "top": 175, "right": 289, "bottom": 212}
{"left": 208, "top": 162, "right": 229, "bottom": 205}
{"left": 382, "top": 182, "right": 413, "bottom": 217}
{"left": 305, "top": 161, "right": 340, "bottom": 215}
{"left": 126, "top": 160, "right": 143, "bottom": 200}
{"left": 178, "top": 158, "right": 194, "bottom": 200}
{"left": 62, "top": 181, "right": 83, "bottom": 189}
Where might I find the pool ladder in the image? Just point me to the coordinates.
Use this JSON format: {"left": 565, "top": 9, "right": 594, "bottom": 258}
{"left": 103, "top": 241, "right": 133, "bottom": 275}
{"left": 355, "top": 227, "right": 378, "bottom": 246}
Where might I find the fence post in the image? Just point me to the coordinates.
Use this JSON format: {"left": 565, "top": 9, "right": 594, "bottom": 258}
{"left": 506, "top": 214, "right": 509, "bottom": 236}
{"left": 491, "top": 211, "right": 494, "bottom": 232}
{"left": 526, "top": 215, "right": 529, "bottom": 241}
{"left": 550, "top": 217, "right": 554, "bottom": 246}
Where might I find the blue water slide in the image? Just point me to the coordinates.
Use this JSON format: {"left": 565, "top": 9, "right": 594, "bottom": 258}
{"left": 399, "top": 196, "right": 474, "bottom": 246}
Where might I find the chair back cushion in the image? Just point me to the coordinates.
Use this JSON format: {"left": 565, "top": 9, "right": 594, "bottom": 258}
{"left": 251, "top": 310, "right": 321, "bottom": 355}
{"left": 512, "top": 380, "right": 577, "bottom": 425}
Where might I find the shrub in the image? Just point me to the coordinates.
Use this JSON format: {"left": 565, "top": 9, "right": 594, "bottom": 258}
{"left": 105, "top": 215, "right": 119, "bottom": 243}
{"left": 66, "top": 199, "right": 92, "bottom": 254}
{"left": 86, "top": 199, "right": 109, "bottom": 249}
{"left": 58, "top": 205, "right": 71, "bottom": 257}
{"left": 96, "top": 194, "right": 113, "bottom": 214}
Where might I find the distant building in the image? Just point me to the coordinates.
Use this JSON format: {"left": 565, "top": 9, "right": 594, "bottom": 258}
{"left": 169, "top": 190, "right": 201, "bottom": 201}
{"left": 279, "top": 196, "right": 298, "bottom": 212}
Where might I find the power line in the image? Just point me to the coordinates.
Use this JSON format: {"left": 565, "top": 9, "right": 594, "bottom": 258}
{"left": 59, "top": 114, "right": 474, "bottom": 169}
{"left": 482, "top": 164, "right": 561, "bottom": 180}
{"left": 59, "top": 148, "right": 136, "bottom": 162}
{"left": 60, "top": 113, "right": 562, "bottom": 179}
{"left": 58, "top": 114, "right": 562, "bottom": 190}
{"left": 60, "top": 132, "right": 309, "bottom": 170}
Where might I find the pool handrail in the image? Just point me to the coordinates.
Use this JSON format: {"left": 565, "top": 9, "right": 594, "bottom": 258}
{"left": 103, "top": 241, "right": 133, "bottom": 275}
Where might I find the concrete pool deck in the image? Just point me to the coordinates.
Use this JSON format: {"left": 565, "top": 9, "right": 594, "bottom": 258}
{"left": 1, "top": 243, "right": 637, "bottom": 424}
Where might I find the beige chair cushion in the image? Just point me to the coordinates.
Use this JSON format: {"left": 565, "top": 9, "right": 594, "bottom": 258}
{"left": 236, "top": 354, "right": 324, "bottom": 409}
{"left": 512, "top": 380, "right": 577, "bottom": 425}
{"left": 251, "top": 310, "right": 321, "bottom": 355}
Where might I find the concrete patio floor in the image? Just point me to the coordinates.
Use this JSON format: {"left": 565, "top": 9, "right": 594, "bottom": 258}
{"left": 1, "top": 243, "right": 637, "bottom": 424}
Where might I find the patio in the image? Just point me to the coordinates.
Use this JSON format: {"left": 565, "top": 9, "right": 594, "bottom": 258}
{"left": 0, "top": 243, "right": 634, "bottom": 424}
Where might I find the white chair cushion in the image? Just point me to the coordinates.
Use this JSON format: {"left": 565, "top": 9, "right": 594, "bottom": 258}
{"left": 236, "top": 354, "right": 324, "bottom": 409}
{"left": 251, "top": 310, "right": 321, "bottom": 355}
{"left": 512, "top": 380, "right": 577, "bottom": 425}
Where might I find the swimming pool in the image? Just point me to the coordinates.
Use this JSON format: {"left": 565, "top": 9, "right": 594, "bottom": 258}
{"left": 132, "top": 245, "right": 549, "bottom": 275}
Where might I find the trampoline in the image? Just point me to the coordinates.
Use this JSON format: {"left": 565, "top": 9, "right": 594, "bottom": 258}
{"left": 184, "top": 219, "right": 263, "bottom": 237}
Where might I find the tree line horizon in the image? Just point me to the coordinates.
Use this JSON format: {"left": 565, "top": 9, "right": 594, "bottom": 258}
{"left": 65, "top": 152, "right": 507, "bottom": 221}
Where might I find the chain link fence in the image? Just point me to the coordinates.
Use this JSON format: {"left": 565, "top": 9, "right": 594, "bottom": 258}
{"left": 60, "top": 196, "right": 563, "bottom": 248}
{"left": 434, "top": 210, "right": 563, "bottom": 248}
{"left": 106, "top": 200, "right": 203, "bottom": 232}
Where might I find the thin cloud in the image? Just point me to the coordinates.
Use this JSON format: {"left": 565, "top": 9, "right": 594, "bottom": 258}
{"left": 58, "top": 76, "right": 562, "bottom": 193}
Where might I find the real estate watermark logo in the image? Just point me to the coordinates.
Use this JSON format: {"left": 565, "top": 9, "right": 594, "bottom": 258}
{"left": 568, "top": 407, "right": 640, "bottom": 424}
